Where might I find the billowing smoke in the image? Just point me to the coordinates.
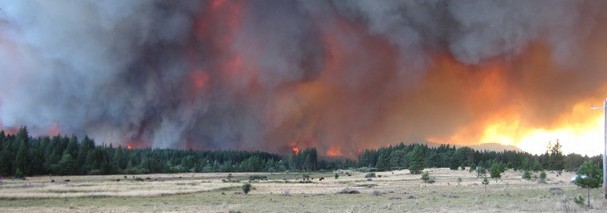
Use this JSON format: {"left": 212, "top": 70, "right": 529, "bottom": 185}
{"left": 1, "top": 0, "right": 606, "bottom": 155}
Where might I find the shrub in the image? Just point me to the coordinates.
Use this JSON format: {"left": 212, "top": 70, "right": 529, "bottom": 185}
{"left": 242, "top": 183, "right": 252, "bottom": 194}
{"left": 539, "top": 171, "right": 547, "bottom": 183}
{"left": 365, "top": 172, "right": 376, "bottom": 178}
{"left": 482, "top": 177, "right": 489, "bottom": 192}
{"left": 420, "top": 171, "right": 436, "bottom": 186}
{"left": 338, "top": 188, "right": 360, "bottom": 194}
{"left": 522, "top": 170, "right": 532, "bottom": 180}
{"left": 334, "top": 173, "right": 339, "bottom": 179}
{"left": 489, "top": 164, "right": 503, "bottom": 182}
{"left": 302, "top": 174, "right": 311, "bottom": 180}
{"left": 573, "top": 195, "right": 585, "bottom": 206}
{"left": 249, "top": 175, "right": 267, "bottom": 181}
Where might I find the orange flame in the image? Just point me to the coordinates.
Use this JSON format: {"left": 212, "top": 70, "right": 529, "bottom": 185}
{"left": 325, "top": 146, "right": 342, "bottom": 157}
{"left": 291, "top": 145, "right": 300, "bottom": 155}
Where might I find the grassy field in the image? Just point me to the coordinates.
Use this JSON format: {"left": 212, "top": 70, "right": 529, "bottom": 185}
{"left": 0, "top": 168, "right": 605, "bottom": 212}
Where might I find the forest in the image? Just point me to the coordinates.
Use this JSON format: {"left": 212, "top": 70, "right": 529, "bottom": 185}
{"left": 0, "top": 127, "right": 601, "bottom": 177}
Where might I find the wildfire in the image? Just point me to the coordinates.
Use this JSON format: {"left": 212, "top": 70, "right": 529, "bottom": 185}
{"left": 325, "top": 146, "right": 342, "bottom": 157}
{"left": 291, "top": 145, "right": 300, "bottom": 155}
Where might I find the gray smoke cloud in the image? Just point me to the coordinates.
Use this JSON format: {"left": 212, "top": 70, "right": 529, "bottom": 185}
{"left": 0, "top": 0, "right": 605, "bottom": 154}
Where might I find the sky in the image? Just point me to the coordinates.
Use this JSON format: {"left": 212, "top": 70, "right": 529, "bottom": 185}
{"left": 0, "top": 0, "right": 606, "bottom": 156}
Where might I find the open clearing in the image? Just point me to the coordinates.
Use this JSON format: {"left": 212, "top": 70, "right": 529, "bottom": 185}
{"left": 0, "top": 168, "right": 605, "bottom": 212}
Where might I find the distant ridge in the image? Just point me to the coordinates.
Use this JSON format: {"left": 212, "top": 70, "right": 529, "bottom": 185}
{"left": 399, "top": 137, "right": 524, "bottom": 153}
{"left": 466, "top": 143, "right": 523, "bottom": 152}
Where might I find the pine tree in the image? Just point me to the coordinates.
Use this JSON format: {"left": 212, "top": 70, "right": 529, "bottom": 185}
{"left": 375, "top": 152, "right": 390, "bottom": 171}
{"left": 574, "top": 161, "right": 602, "bottom": 207}
{"left": 407, "top": 146, "right": 425, "bottom": 174}
{"left": 14, "top": 139, "right": 28, "bottom": 176}
{"left": 489, "top": 163, "right": 503, "bottom": 183}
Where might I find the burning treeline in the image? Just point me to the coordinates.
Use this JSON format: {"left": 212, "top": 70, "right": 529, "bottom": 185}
{"left": 0, "top": 0, "right": 606, "bottom": 156}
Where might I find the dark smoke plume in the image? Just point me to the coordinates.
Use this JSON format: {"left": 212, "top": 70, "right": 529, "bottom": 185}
{"left": 0, "top": 0, "right": 606, "bottom": 155}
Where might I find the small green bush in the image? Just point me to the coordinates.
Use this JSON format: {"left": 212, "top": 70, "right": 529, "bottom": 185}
{"left": 573, "top": 195, "right": 585, "bottom": 206}
{"left": 482, "top": 177, "right": 489, "bottom": 192}
{"left": 522, "top": 171, "right": 532, "bottom": 180}
{"left": 334, "top": 173, "right": 339, "bottom": 179}
{"left": 242, "top": 183, "right": 252, "bottom": 194}
{"left": 539, "top": 171, "right": 547, "bottom": 183}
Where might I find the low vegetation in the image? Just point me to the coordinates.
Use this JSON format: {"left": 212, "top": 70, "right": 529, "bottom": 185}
{"left": 0, "top": 168, "right": 602, "bottom": 212}
{"left": 242, "top": 183, "right": 252, "bottom": 195}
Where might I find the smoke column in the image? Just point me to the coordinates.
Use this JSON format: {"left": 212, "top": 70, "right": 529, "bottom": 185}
{"left": 1, "top": 0, "right": 606, "bottom": 155}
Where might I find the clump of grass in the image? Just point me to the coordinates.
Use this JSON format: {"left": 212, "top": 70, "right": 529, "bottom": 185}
{"left": 365, "top": 173, "right": 376, "bottom": 178}
{"left": 249, "top": 175, "right": 267, "bottom": 181}
{"left": 338, "top": 188, "right": 360, "bottom": 194}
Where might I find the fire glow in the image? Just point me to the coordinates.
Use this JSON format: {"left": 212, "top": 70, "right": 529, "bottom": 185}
{"left": 0, "top": 1, "right": 606, "bottom": 157}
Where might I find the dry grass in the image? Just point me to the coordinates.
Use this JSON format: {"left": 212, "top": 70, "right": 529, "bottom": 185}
{"left": 0, "top": 169, "right": 606, "bottom": 212}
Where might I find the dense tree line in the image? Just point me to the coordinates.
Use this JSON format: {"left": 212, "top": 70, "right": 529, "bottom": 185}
{"left": 0, "top": 127, "right": 602, "bottom": 177}
{"left": 0, "top": 127, "right": 351, "bottom": 177}
{"left": 357, "top": 142, "right": 602, "bottom": 173}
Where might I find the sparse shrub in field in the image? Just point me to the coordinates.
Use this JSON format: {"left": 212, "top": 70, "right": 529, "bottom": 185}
{"left": 365, "top": 172, "right": 376, "bottom": 178}
{"left": 249, "top": 175, "right": 267, "bottom": 181}
{"left": 338, "top": 188, "right": 360, "bottom": 194}
{"left": 539, "top": 171, "right": 547, "bottom": 183}
{"left": 489, "top": 164, "right": 503, "bottom": 183}
{"left": 482, "top": 177, "right": 489, "bottom": 192}
{"left": 421, "top": 171, "right": 436, "bottom": 186}
{"left": 573, "top": 195, "right": 585, "bottom": 206}
{"left": 334, "top": 173, "right": 339, "bottom": 179}
{"left": 522, "top": 170, "right": 532, "bottom": 180}
{"left": 457, "top": 177, "right": 462, "bottom": 186}
{"left": 242, "top": 183, "right": 251, "bottom": 194}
